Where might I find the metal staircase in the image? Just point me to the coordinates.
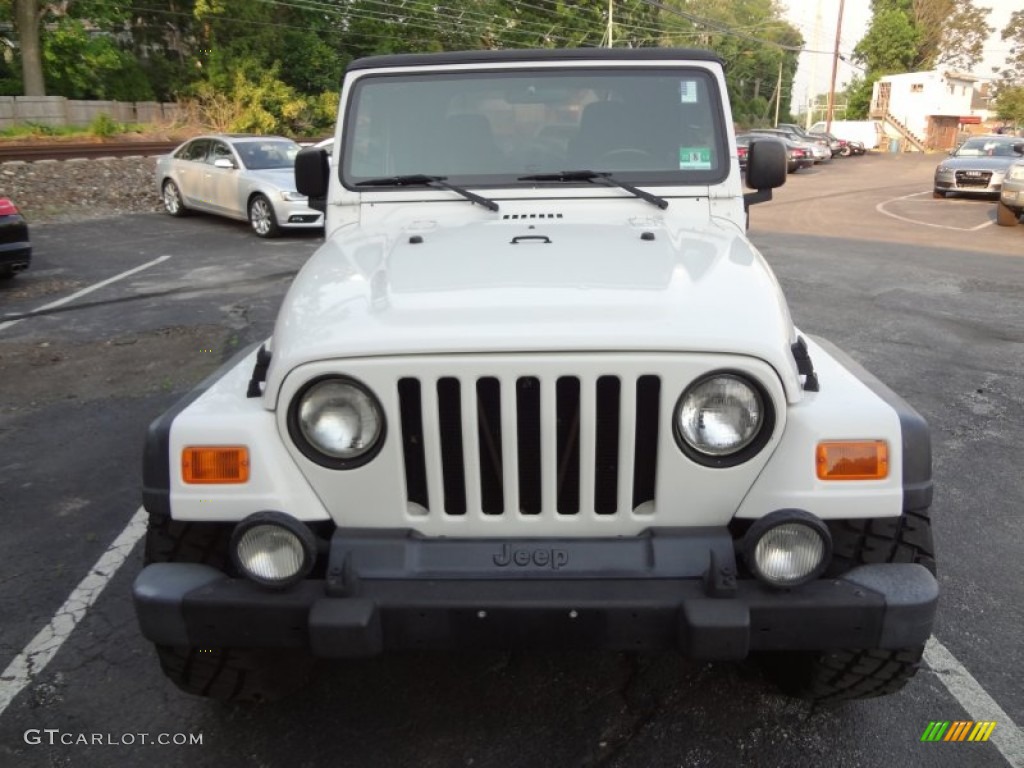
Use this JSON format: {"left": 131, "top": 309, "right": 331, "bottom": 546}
{"left": 880, "top": 112, "right": 928, "bottom": 152}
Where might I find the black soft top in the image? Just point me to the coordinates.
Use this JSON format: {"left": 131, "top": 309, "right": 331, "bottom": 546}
{"left": 346, "top": 47, "right": 723, "bottom": 72}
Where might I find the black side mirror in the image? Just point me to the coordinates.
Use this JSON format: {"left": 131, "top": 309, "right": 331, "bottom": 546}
{"left": 743, "top": 138, "right": 786, "bottom": 216}
{"left": 295, "top": 146, "right": 330, "bottom": 212}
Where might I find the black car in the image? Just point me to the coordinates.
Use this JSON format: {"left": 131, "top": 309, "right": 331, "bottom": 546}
{"left": 776, "top": 123, "right": 843, "bottom": 157}
{"left": 739, "top": 133, "right": 813, "bottom": 173}
{"left": 818, "top": 131, "right": 865, "bottom": 156}
{"left": 0, "top": 197, "right": 31, "bottom": 278}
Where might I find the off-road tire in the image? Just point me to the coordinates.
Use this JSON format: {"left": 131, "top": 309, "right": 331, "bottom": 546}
{"left": 996, "top": 201, "right": 1020, "bottom": 227}
{"left": 154, "top": 645, "right": 312, "bottom": 703}
{"left": 760, "top": 508, "right": 936, "bottom": 702}
{"left": 143, "top": 511, "right": 313, "bottom": 702}
{"left": 144, "top": 510, "right": 234, "bottom": 569}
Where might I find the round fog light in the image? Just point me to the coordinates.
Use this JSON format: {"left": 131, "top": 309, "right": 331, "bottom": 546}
{"left": 743, "top": 510, "right": 831, "bottom": 588}
{"left": 230, "top": 511, "right": 317, "bottom": 589}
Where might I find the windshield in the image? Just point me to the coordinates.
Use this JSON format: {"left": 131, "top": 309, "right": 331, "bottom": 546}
{"left": 342, "top": 67, "right": 728, "bottom": 187}
{"left": 235, "top": 139, "right": 301, "bottom": 170}
{"left": 954, "top": 138, "right": 1020, "bottom": 158}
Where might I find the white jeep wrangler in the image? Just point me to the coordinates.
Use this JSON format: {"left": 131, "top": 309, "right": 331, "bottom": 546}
{"left": 133, "top": 48, "right": 937, "bottom": 703}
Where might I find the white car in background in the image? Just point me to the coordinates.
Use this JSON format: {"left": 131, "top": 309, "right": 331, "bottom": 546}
{"left": 156, "top": 134, "right": 323, "bottom": 237}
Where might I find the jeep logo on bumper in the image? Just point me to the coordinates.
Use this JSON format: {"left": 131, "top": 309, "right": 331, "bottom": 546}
{"left": 493, "top": 543, "right": 569, "bottom": 570}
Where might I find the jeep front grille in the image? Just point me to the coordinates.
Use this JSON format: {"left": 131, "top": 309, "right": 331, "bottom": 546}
{"left": 397, "top": 375, "right": 660, "bottom": 517}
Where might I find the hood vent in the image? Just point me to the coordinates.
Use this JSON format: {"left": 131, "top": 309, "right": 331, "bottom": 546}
{"left": 502, "top": 212, "right": 564, "bottom": 220}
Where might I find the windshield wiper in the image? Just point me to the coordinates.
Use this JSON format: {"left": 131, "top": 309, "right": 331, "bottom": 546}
{"left": 355, "top": 174, "right": 499, "bottom": 212}
{"left": 518, "top": 170, "right": 668, "bottom": 210}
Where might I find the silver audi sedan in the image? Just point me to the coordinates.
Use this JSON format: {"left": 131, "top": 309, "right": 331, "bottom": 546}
{"left": 933, "top": 135, "right": 1024, "bottom": 199}
{"left": 156, "top": 134, "right": 323, "bottom": 237}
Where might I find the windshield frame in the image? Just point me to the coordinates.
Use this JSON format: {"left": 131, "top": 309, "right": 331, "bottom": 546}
{"left": 339, "top": 65, "right": 731, "bottom": 192}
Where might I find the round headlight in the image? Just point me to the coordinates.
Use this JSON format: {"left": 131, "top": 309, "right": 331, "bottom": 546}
{"left": 230, "top": 511, "right": 317, "bottom": 589}
{"left": 291, "top": 376, "right": 384, "bottom": 467}
{"left": 743, "top": 510, "right": 831, "bottom": 588}
{"left": 674, "top": 373, "right": 768, "bottom": 463}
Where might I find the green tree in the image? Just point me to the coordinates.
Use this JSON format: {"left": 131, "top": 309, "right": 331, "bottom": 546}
{"left": 854, "top": 7, "right": 920, "bottom": 74}
{"left": 655, "top": 0, "right": 802, "bottom": 123}
{"left": 125, "top": 1, "right": 202, "bottom": 102}
{"left": 12, "top": 0, "right": 45, "bottom": 95}
{"left": 843, "top": 75, "right": 875, "bottom": 119}
{"left": 43, "top": 18, "right": 153, "bottom": 100}
{"left": 1000, "top": 9, "right": 1024, "bottom": 85}
{"left": 854, "top": 0, "right": 992, "bottom": 76}
{"left": 934, "top": 2, "right": 992, "bottom": 72}
{"left": 993, "top": 85, "right": 1024, "bottom": 125}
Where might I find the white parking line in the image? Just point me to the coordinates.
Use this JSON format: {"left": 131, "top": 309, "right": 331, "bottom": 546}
{"left": 924, "top": 638, "right": 1024, "bottom": 766}
{"left": 0, "top": 254, "right": 172, "bottom": 334}
{"left": 876, "top": 191, "right": 995, "bottom": 231}
{"left": 0, "top": 508, "right": 147, "bottom": 717}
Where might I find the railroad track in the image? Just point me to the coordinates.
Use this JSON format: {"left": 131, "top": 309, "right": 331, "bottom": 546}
{"left": 0, "top": 141, "right": 182, "bottom": 163}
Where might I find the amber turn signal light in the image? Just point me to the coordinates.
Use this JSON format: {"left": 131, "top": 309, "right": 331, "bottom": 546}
{"left": 816, "top": 441, "right": 888, "bottom": 481}
{"left": 182, "top": 446, "right": 250, "bottom": 484}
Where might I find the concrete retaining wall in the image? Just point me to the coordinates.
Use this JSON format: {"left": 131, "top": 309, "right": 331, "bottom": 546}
{"left": 0, "top": 97, "right": 183, "bottom": 129}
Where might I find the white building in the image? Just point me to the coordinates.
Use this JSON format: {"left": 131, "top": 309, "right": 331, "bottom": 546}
{"left": 870, "top": 70, "right": 991, "bottom": 151}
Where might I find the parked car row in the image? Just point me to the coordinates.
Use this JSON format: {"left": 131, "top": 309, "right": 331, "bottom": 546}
{"left": 152, "top": 130, "right": 1024, "bottom": 239}
{"left": 736, "top": 122, "right": 866, "bottom": 177}
{"left": 932, "top": 134, "right": 1024, "bottom": 228}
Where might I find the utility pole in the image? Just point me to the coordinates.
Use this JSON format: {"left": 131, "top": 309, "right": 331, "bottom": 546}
{"left": 806, "top": 0, "right": 823, "bottom": 129}
{"left": 826, "top": 0, "right": 845, "bottom": 133}
{"left": 774, "top": 58, "right": 783, "bottom": 126}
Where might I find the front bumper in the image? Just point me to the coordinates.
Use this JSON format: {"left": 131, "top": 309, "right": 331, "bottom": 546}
{"left": 277, "top": 199, "right": 324, "bottom": 229}
{"left": 934, "top": 171, "right": 1004, "bottom": 196}
{"left": 134, "top": 528, "right": 938, "bottom": 659}
{"left": 1001, "top": 180, "right": 1024, "bottom": 209}
{"left": 0, "top": 241, "right": 31, "bottom": 271}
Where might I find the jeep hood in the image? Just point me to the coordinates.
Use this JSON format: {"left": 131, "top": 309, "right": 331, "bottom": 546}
{"left": 266, "top": 218, "right": 802, "bottom": 402}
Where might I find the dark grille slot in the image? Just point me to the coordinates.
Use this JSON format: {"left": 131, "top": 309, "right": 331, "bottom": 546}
{"left": 516, "top": 377, "right": 542, "bottom": 514}
{"left": 594, "top": 376, "right": 621, "bottom": 514}
{"left": 556, "top": 376, "right": 581, "bottom": 515}
{"left": 397, "top": 378, "right": 429, "bottom": 511}
{"left": 955, "top": 170, "right": 991, "bottom": 188}
{"left": 632, "top": 375, "right": 660, "bottom": 510}
{"left": 476, "top": 377, "right": 504, "bottom": 515}
{"left": 437, "top": 377, "right": 466, "bottom": 515}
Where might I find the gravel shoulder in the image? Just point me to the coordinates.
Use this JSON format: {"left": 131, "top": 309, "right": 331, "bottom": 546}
{"left": 1, "top": 156, "right": 164, "bottom": 224}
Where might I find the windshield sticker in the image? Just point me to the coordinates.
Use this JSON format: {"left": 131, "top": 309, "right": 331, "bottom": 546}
{"left": 680, "top": 80, "right": 698, "bottom": 103}
{"left": 679, "top": 147, "right": 713, "bottom": 169}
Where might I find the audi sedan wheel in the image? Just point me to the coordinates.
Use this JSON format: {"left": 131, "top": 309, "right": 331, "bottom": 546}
{"left": 248, "top": 194, "right": 281, "bottom": 238}
{"left": 162, "top": 180, "right": 188, "bottom": 217}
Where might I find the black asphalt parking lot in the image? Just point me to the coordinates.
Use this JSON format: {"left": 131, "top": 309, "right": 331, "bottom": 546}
{"left": 0, "top": 156, "right": 1022, "bottom": 768}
